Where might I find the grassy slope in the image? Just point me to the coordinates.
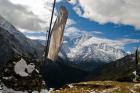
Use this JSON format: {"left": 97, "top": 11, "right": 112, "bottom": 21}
{"left": 52, "top": 81, "right": 140, "bottom": 93}
{"left": 52, "top": 54, "right": 140, "bottom": 93}
{"left": 86, "top": 54, "right": 139, "bottom": 81}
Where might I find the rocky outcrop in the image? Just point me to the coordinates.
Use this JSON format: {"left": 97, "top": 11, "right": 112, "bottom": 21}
{"left": 0, "top": 16, "right": 44, "bottom": 72}
{"left": 0, "top": 16, "right": 44, "bottom": 92}
{"left": 1, "top": 58, "right": 43, "bottom": 92}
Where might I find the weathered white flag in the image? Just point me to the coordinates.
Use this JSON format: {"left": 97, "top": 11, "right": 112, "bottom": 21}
{"left": 47, "top": 6, "right": 68, "bottom": 61}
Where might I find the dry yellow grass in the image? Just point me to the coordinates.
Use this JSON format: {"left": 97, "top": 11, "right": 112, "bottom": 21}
{"left": 52, "top": 81, "right": 140, "bottom": 93}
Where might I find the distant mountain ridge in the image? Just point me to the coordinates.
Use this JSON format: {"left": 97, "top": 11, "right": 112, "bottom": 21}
{"left": 0, "top": 15, "right": 44, "bottom": 71}
{"left": 86, "top": 53, "right": 140, "bottom": 81}
{"left": 23, "top": 28, "right": 126, "bottom": 63}
{"left": 63, "top": 30, "right": 126, "bottom": 63}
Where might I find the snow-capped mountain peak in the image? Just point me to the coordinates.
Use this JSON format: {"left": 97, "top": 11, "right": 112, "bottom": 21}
{"left": 62, "top": 29, "right": 126, "bottom": 63}
{"left": 22, "top": 26, "right": 126, "bottom": 63}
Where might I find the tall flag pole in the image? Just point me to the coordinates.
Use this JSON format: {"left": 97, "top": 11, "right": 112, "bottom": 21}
{"left": 44, "top": 0, "right": 56, "bottom": 62}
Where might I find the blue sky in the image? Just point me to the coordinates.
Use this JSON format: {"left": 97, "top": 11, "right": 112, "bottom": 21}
{"left": 56, "top": 1, "right": 140, "bottom": 52}
{"left": 0, "top": 0, "right": 140, "bottom": 52}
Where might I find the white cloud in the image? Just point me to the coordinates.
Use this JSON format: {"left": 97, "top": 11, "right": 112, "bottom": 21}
{"left": 27, "top": 36, "right": 46, "bottom": 40}
{"left": 73, "top": 0, "right": 140, "bottom": 29}
{"left": 66, "top": 18, "right": 77, "bottom": 28}
{"left": 68, "top": 0, "right": 78, "bottom": 5}
{"left": 92, "top": 31, "right": 104, "bottom": 35}
{"left": 0, "top": 0, "right": 59, "bottom": 31}
{"left": 0, "top": 0, "right": 47, "bottom": 31}
{"left": 64, "top": 26, "right": 140, "bottom": 49}
{"left": 22, "top": 21, "right": 140, "bottom": 50}
{"left": 1, "top": 0, "right": 140, "bottom": 31}
{"left": 119, "top": 38, "right": 140, "bottom": 45}
{"left": 1, "top": 0, "right": 75, "bottom": 32}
